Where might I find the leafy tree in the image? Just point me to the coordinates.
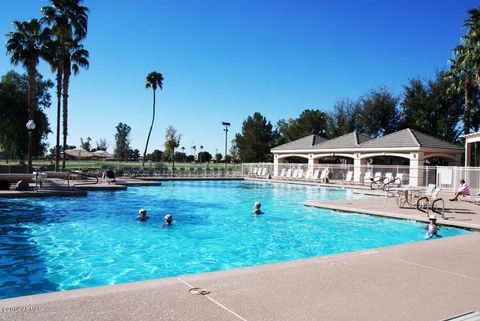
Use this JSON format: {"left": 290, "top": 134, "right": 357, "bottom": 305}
{"left": 80, "top": 136, "right": 91, "bottom": 151}
{"left": 42, "top": 0, "right": 89, "bottom": 171}
{"left": 6, "top": 19, "right": 52, "bottom": 170}
{"left": 0, "top": 71, "right": 52, "bottom": 159}
{"left": 128, "top": 148, "right": 140, "bottom": 161}
{"left": 174, "top": 151, "right": 186, "bottom": 163}
{"left": 114, "top": 122, "right": 131, "bottom": 161}
{"left": 229, "top": 139, "right": 239, "bottom": 161}
{"left": 143, "top": 71, "right": 164, "bottom": 167}
{"left": 198, "top": 151, "right": 212, "bottom": 163}
{"left": 235, "top": 112, "right": 276, "bottom": 162}
{"left": 327, "top": 98, "right": 362, "bottom": 137}
{"left": 147, "top": 149, "right": 164, "bottom": 162}
{"left": 96, "top": 138, "right": 107, "bottom": 151}
{"left": 358, "top": 87, "right": 400, "bottom": 137}
{"left": 401, "top": 73, "right": 464, "bottom": 143}
{"left": 164, "top": 126, "right": 181, "bottom": 167}
{"left": 277, "top": 109, "right": 329, "bottom": 143}
{"left": 224, "top": 155, "right": 232, "bottom": 163}
{"left": 186, "top": 155, "right": 195, "bottom": 162}
{"left": 215, "top": 153, "right": 222, "bottom": 163}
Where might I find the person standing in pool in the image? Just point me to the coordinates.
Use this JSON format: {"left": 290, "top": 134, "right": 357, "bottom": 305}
{"left": 163, "top": 214, "right": 173, "bottom": 227}
{"left": 252, "top": 202, "right": 263, "bottom": 215}
{"left": 425, "top": 215, "right": 440, "bottom": 239}
{"left": 137, "top": 208, "right": 149, "bottom": 222}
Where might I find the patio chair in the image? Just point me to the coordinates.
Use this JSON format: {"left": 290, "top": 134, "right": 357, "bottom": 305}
{"left": 154, "top": 167, "right": 162, "bottom": 176}
{"left": 304, "top": 169, "right": 312, "bottom": 180}
{"left": 416, "top": 187, "right": 444, "bottom": 218}
{"left": 319, "top": 168, "right": 329, "bottom": 183}
{"left": 179, "top": 167, "right": 186, "bottom": 177}
{"left": 383, "top": 172, "right": 393, "bottom": 184}
{"left": 297, "top": 169, "right": 304, "bottom": 180}
{"left": 394, "top": 173, "right": 404, "bottom": 186}
{"left": 312, "top": 169, "right": 320, "bottom": 180}
{"left": 383, "top": 185, "right": 400, "bottom": 207}
{"left": 220, "top": 168, "right": 226, "bottom": 177}
{"left": 205, "top": 168, "right": 212, "bottom": 177}
{"left": 189, "top": 167, "right": 195, "bottom": 177}
{"left": 291, "top": 169, "right": 299, "bottom": 179}
{"left": 279, "top": 168, "right": 286, "bottom": 178}
{"left": 463, "top": 195, "right": 480, "bottom": 205}
{"left": 285, "top": 168, "right": 293, "bottom": 179}
{"left": 363, "top": 171, "right": 372, "bottom": 185}
{"left": 213, "top": 167, "right": 219, "bottom": 177}
{"left": 344, "top": 171, "right": 353, "bottom": 184}
{"left": 250, "top": 167, "right": 258, "bottom": 177}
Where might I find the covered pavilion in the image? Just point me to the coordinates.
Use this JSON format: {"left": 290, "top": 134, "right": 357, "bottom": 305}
{"left": 272, "top": 128, "right": 463, "bottom": 186}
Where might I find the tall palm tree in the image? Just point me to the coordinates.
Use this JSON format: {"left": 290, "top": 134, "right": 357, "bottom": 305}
{"left": 42, "top": 0, "right": 89, "bottom": 170}
{"left": 6, "top": 19, "right": 51, "bottom": 171}
{"left": 447, "top": 44, "right": 475, "bottom": 135}
{"left": 143, "top": 71, "right": 164, "bottom": 168}
{"left": 61, "top": 38, "right": 89, "bottom": 169}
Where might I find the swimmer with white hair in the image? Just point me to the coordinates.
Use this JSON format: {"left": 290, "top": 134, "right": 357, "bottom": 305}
{"left": 137, "top": 208, "right": 149, "bottom": 222}
{"left": 163, "top": 214, "right": 173, "bottom": 227}
{"left": 252, "top": 202, "right": 263, "bottom": 215}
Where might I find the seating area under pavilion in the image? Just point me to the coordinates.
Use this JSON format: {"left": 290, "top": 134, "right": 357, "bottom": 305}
{"left": 271, "top": 128, "right": 463, "bottom": 186}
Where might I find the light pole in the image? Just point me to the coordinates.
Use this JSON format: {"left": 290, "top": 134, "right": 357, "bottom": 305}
{"left": 222, "top": 122, "right": 230, "bottom": 170}
{"left": 26, "top": 120, "right": 36, "bottom": 173}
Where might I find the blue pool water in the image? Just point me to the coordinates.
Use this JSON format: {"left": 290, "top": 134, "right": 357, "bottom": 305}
{"left": 0, "top": 181, "right": 471, "bottom": 299}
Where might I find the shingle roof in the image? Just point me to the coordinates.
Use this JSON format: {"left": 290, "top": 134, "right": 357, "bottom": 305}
{"left": 314, "top": 131, "right": 372, "bottom": 149}
{"left": 358, "top": 128, "right": 462, "bottom": 150}
{"left": 271, "top": 135, "right": 327, "bottom": 151}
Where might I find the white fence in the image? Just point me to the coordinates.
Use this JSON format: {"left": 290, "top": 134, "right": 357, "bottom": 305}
{"left": 437, "top": 166, "right": 480, "bottom": 194}
{"left": 242, "top": 163, "right": 438, "bottom": 187}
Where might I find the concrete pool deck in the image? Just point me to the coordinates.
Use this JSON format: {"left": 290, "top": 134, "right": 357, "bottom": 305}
{"left": 0, "top": 233, "right": 478, "bottom": 321}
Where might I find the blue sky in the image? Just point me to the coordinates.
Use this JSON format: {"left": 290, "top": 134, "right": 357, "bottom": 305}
{"left": 0, "top": 0, "right": 477, "bottom": 154}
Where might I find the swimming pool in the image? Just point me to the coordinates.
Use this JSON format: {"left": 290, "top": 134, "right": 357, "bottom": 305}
{"left": 0, "top": 180, "right": 471, "bottom": 299}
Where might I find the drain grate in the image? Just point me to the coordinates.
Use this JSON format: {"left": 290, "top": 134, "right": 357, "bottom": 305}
{"left": 189, "top": 287, "right": 211, "bottom": 295}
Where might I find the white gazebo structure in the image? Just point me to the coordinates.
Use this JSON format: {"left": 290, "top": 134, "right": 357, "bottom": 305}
{"left": 464, "top": 131, "right": 480, "bottom": 167}
{"left": 272, "top": 128, "right": 463, "bottom": 186}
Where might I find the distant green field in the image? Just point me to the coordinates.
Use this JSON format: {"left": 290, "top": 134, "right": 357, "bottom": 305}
{"left": 0, "top": 160, "right": 242, "bottom": 172}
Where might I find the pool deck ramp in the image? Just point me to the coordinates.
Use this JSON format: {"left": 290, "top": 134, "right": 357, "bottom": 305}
{"left": 0, "top": 232, "right": 478, "bottom": 321}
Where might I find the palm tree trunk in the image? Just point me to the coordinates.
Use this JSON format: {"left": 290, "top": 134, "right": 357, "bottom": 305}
{"left": 27, "top": 62, "right": 37, "bottom": 119}
{"left": 142, "top": 88, "right": 156, "bottom": 168}
{"left": 55, "top": 66, "right": 63, "bottom": 171}
{"left": 27, "top": 62, "right": 37, "bottom": 173}
{"left": 464, "top": 76, "right": 472, "bottom": 135}
{"left": 62, "top": 66, "right": 71, "bottom": 170}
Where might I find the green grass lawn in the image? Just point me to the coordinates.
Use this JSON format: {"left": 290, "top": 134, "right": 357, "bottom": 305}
{"left": 0, "top": 159, "right": 242, "bottom": 172}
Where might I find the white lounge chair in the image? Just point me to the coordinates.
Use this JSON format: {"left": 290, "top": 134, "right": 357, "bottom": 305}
{"left": 383, "top": 172, "right": 393, "bottom": 184}
{"left": 319, "top": 168, "right": 329, "bottom": 183}
{"left": 304, "top": 169, "right": 312, "bottom": 180}
{"left": 363, "top": 171, "right": 372, "bottom": 185}
{"left": 344, "top": 171, "right": 353, "bottom": 183}
{"left": 285, "top": 168, "right": 292, "bottom": 179}
{"left": 279, "top": 168, "right": 286, "bottom": 177}
{"left": 297, "top": 169, "right": 304, "bottom": 180}
{"left": 291, "top": 169, "right": 299, "bottom": 179}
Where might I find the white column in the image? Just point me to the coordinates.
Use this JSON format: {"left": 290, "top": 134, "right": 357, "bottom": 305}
{"left": 409, "top": 152, "right": 424, "bottom": 186}
{"left": 465, "top": 141, "right": 471, "bottom": 167}
{"left": 308, "top": 154, "right": 315, "bottom": 173}
{"left": 273, "top": 154, "right": 279, "bottom": 176}
{"left": 353, "top": 153, "right": 365, "bottom": 182}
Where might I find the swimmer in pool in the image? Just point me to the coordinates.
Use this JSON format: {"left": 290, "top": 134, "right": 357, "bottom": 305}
{"left": 137, "top": 208, "right": 149, "bottom": 222}
{"left": 163, "top": 214, "right": 173, "bottom": 227}
{"left": 252, "top": 202, "right": 263, "bottom": 215}
{"left": 425, "top": 215, "right": 439, "bottom": 238}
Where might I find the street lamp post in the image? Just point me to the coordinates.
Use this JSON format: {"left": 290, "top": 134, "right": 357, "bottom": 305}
{"left": 222, "top": 122, "right": 230, "bottom": 170}
{"left": 26, "top": 120, "right": 36, "bottom": 173}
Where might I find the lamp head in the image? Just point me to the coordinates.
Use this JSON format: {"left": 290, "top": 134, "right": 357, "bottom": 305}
{"left": 222, "top": 122, "right": 231, "bottom": 126}
{"left": 26, "top": 120, "right": 36, "bottom": 130}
